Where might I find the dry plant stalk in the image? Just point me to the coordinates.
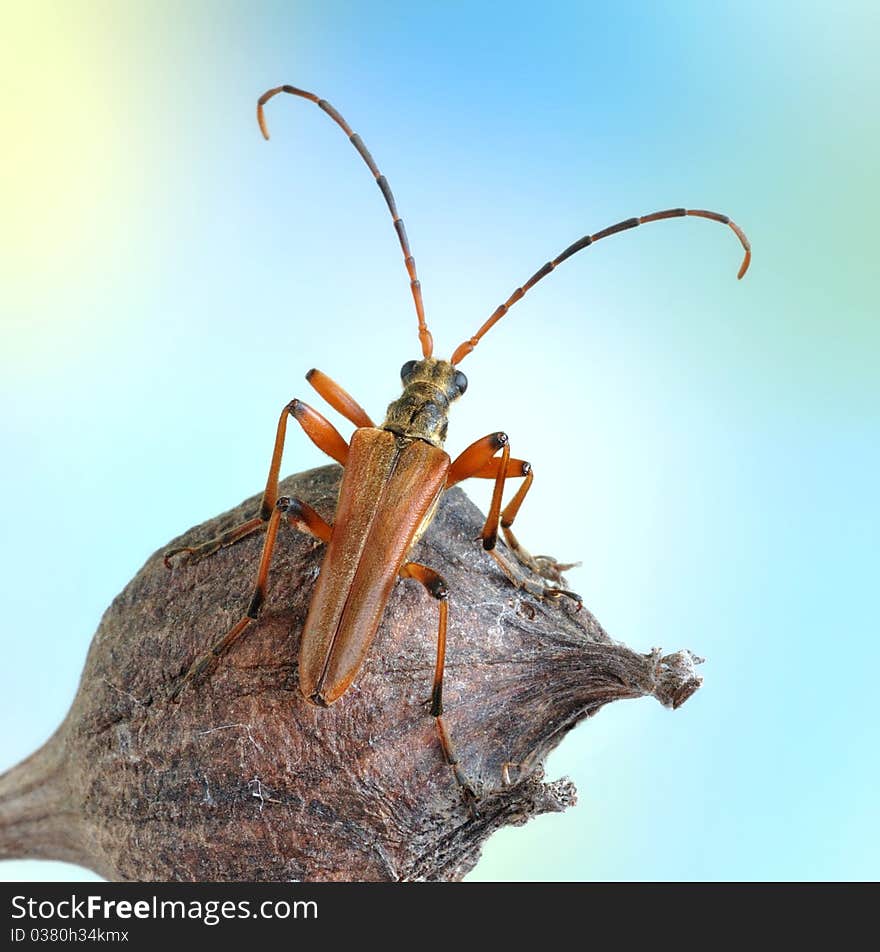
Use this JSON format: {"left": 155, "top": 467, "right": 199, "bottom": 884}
{"left": 0, "top": 465, "right": 702, "bottom": 881}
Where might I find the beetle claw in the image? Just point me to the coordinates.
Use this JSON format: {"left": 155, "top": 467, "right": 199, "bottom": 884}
{"left": 167, "top": 676, "right": 187, "bottom": 702}
{"left": 461, "top": 782, "right": 481, "bottom": 818}
{"left": 546, "top": 587, "right": 583, "bottom": 610}
{"left": 501, "top": 761, "right": 545, "bottom": 787}
{"left": 163, "top": 545, "right": 196, "bottom": 569}
{"left": 532, "top": 554, "right": 581, "bottom": 585}
{"left": 501, "top": 762, "right": 522, "bottom": 786}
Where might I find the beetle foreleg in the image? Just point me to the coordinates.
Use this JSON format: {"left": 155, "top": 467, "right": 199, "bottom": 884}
{"left": 486, "top": 548, "right": 581, "bottom": 608}
{"left": 464, "top": 445, "right": 582, "bottom": 606}
{"left": 164, "top": 398, "right": 346, "bottom": 567}
{"left": 400, "top": 562, "right": 479, "bottom": 812}
{"left": 476, "top": 457, "right": 580, "bottom": 585}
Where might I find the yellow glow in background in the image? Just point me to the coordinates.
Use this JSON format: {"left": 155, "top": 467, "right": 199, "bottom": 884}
{"left": 1, "top": 2, "right": 878, "bottom": 881}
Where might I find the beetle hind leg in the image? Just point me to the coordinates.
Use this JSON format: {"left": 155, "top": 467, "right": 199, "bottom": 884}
{"left": 400, "top": 561, "right": 480, "bottom": 814}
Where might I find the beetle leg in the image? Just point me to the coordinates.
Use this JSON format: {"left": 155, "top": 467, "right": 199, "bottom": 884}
{"left": 485, "top": 539, "right": 581, "bottom": 606}
{"left": 282, "top": 496, "right": 333, "bottom": 544}
{"left": 164, "top": 398, "right": 347, "bottom": 566}
{"left": 305, "top": 368, "right": 374, "bottom": 428}
{"left": 400, "top": 562, "right": 479, "bottom": 813}
{"left": 163, "top": 515, "right": 266, "bottom": 568}
{"left": 450, "top": 435, "right": 581, "bottom": 604}
{"left": 445, "top": 431, "right": 509, "bottom": 488}
{"left": 169, "top": 496, "right": 332, "bottom": 700}
{"left": 474, "top": 456, "right": 580, "bottom": 589}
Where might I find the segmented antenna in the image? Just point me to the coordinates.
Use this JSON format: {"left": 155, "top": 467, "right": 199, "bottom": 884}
{"left": 451, "top": 208, "right": 751, "bottom": 365}
{"left": 258, "top": 86, "right": 433, "bottom": 358}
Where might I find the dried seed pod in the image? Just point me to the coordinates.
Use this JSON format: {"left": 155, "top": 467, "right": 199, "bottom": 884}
{"left": 0, "top": 465, "right": 702, "bottom": 881}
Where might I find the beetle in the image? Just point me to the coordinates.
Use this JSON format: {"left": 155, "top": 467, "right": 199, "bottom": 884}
{"left": 166, "top": 84, "right": 750, "bottom": 802}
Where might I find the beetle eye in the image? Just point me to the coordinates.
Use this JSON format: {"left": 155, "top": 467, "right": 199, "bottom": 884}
{"left": 400, "top": 359, "right": 418, "bottom": 381}
{"left": 453, "top": 370, "right": 468, "bottom": 395}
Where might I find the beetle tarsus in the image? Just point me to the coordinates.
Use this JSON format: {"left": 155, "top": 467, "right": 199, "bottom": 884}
{"left": 163, "top": 546, "right": 195, "bottom": 569}
{"left": 433, "top": 704, "right": 480, "bottom": 814}
{"left": 168, "top": 653, "right": 217, "bottom": 702}
{"left": 546, "top": 587, "right": 583, "bottom": 610}
{"left": 529, "top": 553, "right": 581, "bottom": 585}
{"left": 163, "top": 514, "right": 268, "bottom": 569}
{"left": 460, "top": 780, "right": 481, "bottom": 818}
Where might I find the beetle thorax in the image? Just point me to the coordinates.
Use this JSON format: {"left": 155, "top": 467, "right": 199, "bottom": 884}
{"left": 382, "top": 358, "right": 468, "bottom": 448}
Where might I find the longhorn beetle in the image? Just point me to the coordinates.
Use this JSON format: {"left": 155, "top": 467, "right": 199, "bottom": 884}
{"left": 166, "top": 85, "right": 750, "bottom": 803}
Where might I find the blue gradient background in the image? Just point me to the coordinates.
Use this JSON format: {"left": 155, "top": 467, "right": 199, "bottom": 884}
{"left": 1, "top": 2, "right": 877, "bottom": 881}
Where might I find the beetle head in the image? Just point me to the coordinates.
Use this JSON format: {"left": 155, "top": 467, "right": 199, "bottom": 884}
{"left": 399, "top": 358, "right": 467, "bottom": 400}
{"left": 382, "top": 358, "right": 468, "bottom": 447}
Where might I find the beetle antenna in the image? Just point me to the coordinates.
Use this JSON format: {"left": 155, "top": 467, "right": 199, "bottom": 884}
{"left": 258, "top": 85, "right": 434, "bottom": 359}
{"left": 450, "top": 208, "right": 751, "bottom": 365}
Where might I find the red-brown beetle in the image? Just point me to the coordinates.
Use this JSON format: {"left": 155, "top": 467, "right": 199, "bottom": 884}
{"left": 166, "top": 85, "right": 750, "bottom": 802}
